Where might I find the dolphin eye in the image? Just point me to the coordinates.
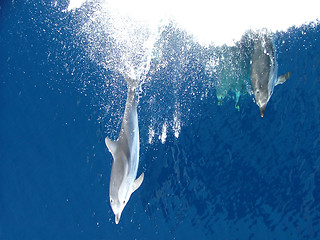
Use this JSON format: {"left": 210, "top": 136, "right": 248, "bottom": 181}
{"left": 123, "top": 201, "right": 125, "bottom": 204}
{"left": 110, "top": 199, "right": 113, "bottom": 203}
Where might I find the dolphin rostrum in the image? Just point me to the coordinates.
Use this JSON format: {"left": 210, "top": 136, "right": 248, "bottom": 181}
{"left": 250, "top": 34, "right": 291, "bottom": 117}
{"left": 105, "top": 76, "right": 144, "bottom": 224}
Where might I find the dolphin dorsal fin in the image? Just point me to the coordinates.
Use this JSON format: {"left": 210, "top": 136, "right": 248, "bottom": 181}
{"left": 105, "top": 137, "right": 117, "bottom": 157}
{"left": 132, "top": 172, "right": 144, "bottom": 192}
{"left": 275, "top": 72, "right": 291, "bottom": 86}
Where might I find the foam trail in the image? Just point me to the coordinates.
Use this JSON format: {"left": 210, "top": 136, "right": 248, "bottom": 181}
{"left": 160, "top": 122, "right": 168, "bottom": 144}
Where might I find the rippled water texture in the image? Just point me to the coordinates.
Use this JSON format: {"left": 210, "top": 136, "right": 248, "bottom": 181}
{"left": 1, "top": 1, "right": 320, "bottom": 239}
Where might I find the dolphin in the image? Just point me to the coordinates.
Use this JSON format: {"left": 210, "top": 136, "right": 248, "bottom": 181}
{"left": 250, "top": 34, "right": 291, "bottom": 117}
{"left": 105, "top": 76, "right": 144, "bottom": 224}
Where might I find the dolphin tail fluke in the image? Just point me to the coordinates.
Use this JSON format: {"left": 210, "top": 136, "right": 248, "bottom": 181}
{"left": 105, "top": 137, "right": 117, "bottom": 158}
{"left": 132, "top": 172, "right": 144, "bottom": 192}
{"left": 275, "top": 72, "right": 291, "bottom": 86}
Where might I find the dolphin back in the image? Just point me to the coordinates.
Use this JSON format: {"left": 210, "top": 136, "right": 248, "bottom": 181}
{"left": 106, "top": 73, "right": 143, "bottom": 224}
{"left": 250, "top": 33, "right": 291, "bottom": 117}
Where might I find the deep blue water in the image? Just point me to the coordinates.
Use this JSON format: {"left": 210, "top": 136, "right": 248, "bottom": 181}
{"left": 1, "top": 1, "right": 320, "bottom": 240}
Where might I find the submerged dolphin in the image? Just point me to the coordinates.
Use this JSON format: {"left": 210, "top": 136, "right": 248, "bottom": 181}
{"left": 250, "top": 34, "right": 291, "bottom": 117}
{"left": 105, "top": 76, "right": 144, "bottom": 224}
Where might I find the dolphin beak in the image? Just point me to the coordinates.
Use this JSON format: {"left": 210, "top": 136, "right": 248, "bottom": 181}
{"left": 260, "top": 105, "right": 266, "bottom": 117}
{"left": 115, "top": 213, "right": 121, "bottom": 224}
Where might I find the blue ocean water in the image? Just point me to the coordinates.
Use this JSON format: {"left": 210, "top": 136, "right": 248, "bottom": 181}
{"left": 1, "top": 1, "right": 320, "bottom": 240}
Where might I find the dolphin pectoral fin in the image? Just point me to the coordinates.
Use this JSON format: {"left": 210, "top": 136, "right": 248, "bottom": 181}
{"left": 132, "top": 172, "right": 144, "bottom": 192}
{"left": 275, "top": 72, "right": 291, "bottom": 86}
{"left": 105, "top": 137, "right": 117, "bottom": 157}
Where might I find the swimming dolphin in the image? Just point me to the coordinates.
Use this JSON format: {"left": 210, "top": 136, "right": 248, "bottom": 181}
{"left": 105, "top": 75, "right": 144, "bottom": 224}
{"left": 250, "top": 34, "right": 291, "bottom": 117}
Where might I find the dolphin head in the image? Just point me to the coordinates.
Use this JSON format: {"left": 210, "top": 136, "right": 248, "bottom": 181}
{"left": 110, "top": 196, "right": 128, "bottom": 224}
{"left": 109, "top": 177, "right": 132, "bottom": 224}
{"left": 108, "top": 150, "right": 133, "bottom": 224}
{"left": 253, "top": 86, "right": 269, "bottom": 117}
{"left": 259, "top": 103, "right": 267, "bottom": 117}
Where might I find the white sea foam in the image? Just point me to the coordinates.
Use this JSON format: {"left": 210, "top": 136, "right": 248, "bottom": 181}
{"left": 172, "top": 111, "right": 181, "bottom": 139}
{"left": 68, "top": 0, "right": 319, "bottom": 45}
{"left": 160, "top": 122, "right": 168, "bottom": 144}
{"left": 148, "top": 123, "right": 155, "bottom": 144}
